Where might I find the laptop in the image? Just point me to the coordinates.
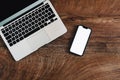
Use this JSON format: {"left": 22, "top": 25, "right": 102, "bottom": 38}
{"left": 0, "top": 0, "right": 67, "bottom": 61}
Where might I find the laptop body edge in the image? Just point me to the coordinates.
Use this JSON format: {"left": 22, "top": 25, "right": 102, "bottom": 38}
{"left": 0, "top": 0, "right": 67, "bottom": 61}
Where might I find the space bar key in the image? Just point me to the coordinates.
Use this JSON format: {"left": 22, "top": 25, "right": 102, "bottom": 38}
{"left": 24, "top": 27, "right": 40, "bottom": 38}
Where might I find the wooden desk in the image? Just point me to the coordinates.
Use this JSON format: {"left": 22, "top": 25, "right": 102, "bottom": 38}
{"left": 0, "top": 0, "right": 120, "bottom": 80}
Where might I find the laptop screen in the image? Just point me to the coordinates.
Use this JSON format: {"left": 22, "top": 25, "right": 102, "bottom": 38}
{"left": 0, "top": 0, "right": 37, "bottom": 22}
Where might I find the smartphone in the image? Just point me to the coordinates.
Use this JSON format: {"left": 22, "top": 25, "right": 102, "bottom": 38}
{"left": 70, "top": 25, "right": 92, "bottom": 56}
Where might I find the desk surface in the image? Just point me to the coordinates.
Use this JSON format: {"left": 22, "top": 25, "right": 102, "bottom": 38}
{"left": 0, "top": 0, "right": 120, "bottom": 80}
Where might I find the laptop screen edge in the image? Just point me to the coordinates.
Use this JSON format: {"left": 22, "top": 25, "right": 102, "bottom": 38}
{"left": 0, "top": 0, "right": 45, "bottom": 27}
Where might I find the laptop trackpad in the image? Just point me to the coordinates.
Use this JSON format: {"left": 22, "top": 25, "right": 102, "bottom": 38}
{"left": 26, "top": 29, "right": 50, "bottom": 51}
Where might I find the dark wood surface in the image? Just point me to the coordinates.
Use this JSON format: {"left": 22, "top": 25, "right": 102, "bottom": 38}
{"left": 0, "top": 0, "right": 120, "bottom": 80}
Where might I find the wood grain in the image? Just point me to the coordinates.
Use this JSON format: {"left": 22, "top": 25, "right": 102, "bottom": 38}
{"left": 0, "top": 0, "right": 120, "bottom": 80}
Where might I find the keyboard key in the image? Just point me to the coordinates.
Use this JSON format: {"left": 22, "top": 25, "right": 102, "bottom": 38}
{"left": 5, "top": 28, "right": 9, "bottom": 31}
{"left": 28, "top": 15, "right": 32, "bottom": 18}
{"left": 45, "top": 18, "right": 48, "bottom": 21}
{"left": 9, "top": 43, "right": 13, "bottom": 46}
{"left": 9, "top": 30, "right": 12, "bottom": 34}
{"left": 25, "top": 21, "right": 29, "bottom": 24}
{"left": 12, "top": 37, "right": 15, "bottom": 41}
{"left": 22, "top": 18, "right": 25, "bottom": 22}
{"left": 35, "top": 24, "right": 38, "bottom": 27}
{"left": 45, "top": 10, "right": 48, "bottom": 13}
{"left": 32, "top": 26, "right": 35, "bottom": 29}
{"left": 15, "top": 35, "right": 19, "bottom": 39}
{"left": 20, "top": 37, "right": 24, "bottom": 40}
{"left": 12, "top": 24, "right": 15, "bottom": 27}
{"left": 25, "top": 26, "right": 28, "bottom": 29}
{"left": 18, "top": 25, "right": 22, "bottom": 28}
{"left": 28, "top": 23, "right": 32, "bottom": 27}
{"left": 45, "top": 14, "right": 48, "bottom": 17}
{"left": 18, "top": 20, "right": 22, "bottom": 24}
{"left": 38, "top": 13, "right": 42, "bottom": 16}
{"left": 22, "top": 32, "right": 25, "bottom": 35}
{"left": 44, "top": 23, "right": 47, "bottom": 26}
{"left": 31, "top": 22, "right": 35, "bottom": 25}
{"left": 16, "top": 39, "right": 20, "bottom": 42}
{"left": 41, "top": 20, "right": 45, "bottom": 23}
{"left": 15, "top": 27, "right": 19, "bottom": 30}
{"left": 32, "top": 17, "right": 35, "bottom": 20}
{"left": 38, "top": 22, "right": 41, "bottom": 25}
{"left": 28, "top": 28, "right": 32, "bottom": 31}
{"left": 38, "top": 18, "right": 41, "bottom": 21}
{"left": 8, "top": 39, "right": 12, "bottom": 43}
{"left": 18, "top": 33, "right": 22, "bottom": 37}
{"left": 40, "top": 25, "right": 44, "bottom": 28}
{"left": 22, "top": 23, "right": 25, "bottom": 26}
{"left": 1, "top": 29, "right": 5, "bottom": 33}
{"left": 35, "top": 15, "right": 39, "bottom": 18}
{"left": 41, "top": 16, "right": 45, "bottom": 19}
{"left": 12, "top": 33, "right": 15, "bottom": 36}
{"left": 12, "top": 28, "right": 15, "bottom": 32}
{"left": 38, "top": 9, "right": 42, "bottom": 12}
{"left": 48, "top": 12, "right": 51, "bottom": 15}
{"left": 18, "top": 29, "right": 22, "bottom": 33}
{"left": 13, "top": 41, "right": 16, "bottom": 44}
{"left": 9, "top": 26, "right": 12, "bottom": 29}
{"left": 35, "top": 20, "right": 38, "bottom": 23}
{"left": 35, "top": 11, "right": 38, "bottom": 14}
{"left": 16, "top": 22, "right": 19, "bottom": 26}
{"left": 25, "top": 30, "right": 29, "bottom": 33}
{"left": 29, "top": 19, "right": 32, "bottom": 22}
{"left": 32, "top": 13, "right": 35, "bottom": 16}
{"left": 42, "top": 7, "right": 45, "bottom": 11}
{"left": 42, "top": 12, "right": 45, "bottom": 15}
{"left": 22, "top": 27, "right": 25, "bottom": 30}
{"left": 51, "top": 19, "right": 54, "bottom": 22}
{"left": 54, "top": 18, "right": 58, "bottom": 21}
{"left": 25, "top": 16, "right": 29, "bottom": 20}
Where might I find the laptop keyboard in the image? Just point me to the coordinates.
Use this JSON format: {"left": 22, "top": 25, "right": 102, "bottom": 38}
{"left": 1, "top": 3, "right": 58, "bottom": 46}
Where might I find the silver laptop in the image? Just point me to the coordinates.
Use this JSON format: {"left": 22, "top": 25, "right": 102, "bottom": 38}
{"left": 0, "top": 0, "right": 67, "bottom": 61}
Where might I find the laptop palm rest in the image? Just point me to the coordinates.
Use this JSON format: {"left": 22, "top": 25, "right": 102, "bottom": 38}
{"left": 9, "top": 29, "right": 50, "bottom": 61}
{"left": 26, "top": 29, "right": 50, "bottom": 51}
